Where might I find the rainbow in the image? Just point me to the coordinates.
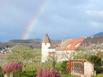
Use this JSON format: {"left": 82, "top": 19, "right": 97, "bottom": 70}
{"left": 21, "top": 0, "right": 47, "bottom": 39}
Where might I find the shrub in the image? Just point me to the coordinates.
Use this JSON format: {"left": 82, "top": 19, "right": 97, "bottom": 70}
{"left": 88, "top": 55, "right": 102, "bottom": 74}
{"left": 95, "top": 66, "right": 103, "bottom": 74}
{"left": 88, "top": 55, "right": 102, "bottom": 66}
{"left": 0, "top": 66, "right": 3, "bottom": 77}
{"left": 13, "top": 71, "right": 35, "bottom": 77}
{"left": 55, "top": 63, "right": 62, "bottom": 72}
{"left": 2, "top": 62, "right": 22, "bottom": 73}
{"left": 35, "top": 68, "right": 61, "bottom": 77}
{"left": 60, "top": 61, "right": 67, "bottom": 73}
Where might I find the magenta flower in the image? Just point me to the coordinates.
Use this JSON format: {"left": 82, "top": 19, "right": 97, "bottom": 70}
{"left": 36, "top": 68, "right": 61, "bottom": 77}
{"left": 2, "top": 62, "right": 22, "bottom": 73}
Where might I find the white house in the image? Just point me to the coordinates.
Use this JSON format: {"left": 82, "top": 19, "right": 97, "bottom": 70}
{"left": 41, "top": 34, "right": 84, "bottom": 62}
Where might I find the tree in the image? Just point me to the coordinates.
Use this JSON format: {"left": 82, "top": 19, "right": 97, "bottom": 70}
{"left": 47, "top": 53, "right": 57, "bottom": 69}
{"left": 5, "top": 44, "right": 40, "bottom": 66}
{"left": 72, "top": 50, "right": 90, "bottom": 60}
{"left": 88, "top": 55, "right": 102, "bottom": 66}
{"left": 88, "top": 55, "right": 103, "bottom": 73}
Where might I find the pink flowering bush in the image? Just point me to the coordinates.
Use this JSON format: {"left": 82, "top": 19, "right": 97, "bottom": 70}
{"left": 36, "top": 68, "right": 61, "bottom": 77}
{"left": 2, "top": 62, "right": 22, "bottom": 73}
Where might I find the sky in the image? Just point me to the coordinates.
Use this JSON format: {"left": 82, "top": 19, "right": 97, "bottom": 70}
{"left": 0, "top": 0, "right": 103, "bottom": 41}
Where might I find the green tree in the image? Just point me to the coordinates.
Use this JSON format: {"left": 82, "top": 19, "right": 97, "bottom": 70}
{"left": 5, "top": 44, "right": 41, "bottom": 68}
{"left": 88, "top": 55, "right": 102, "bottom": 66}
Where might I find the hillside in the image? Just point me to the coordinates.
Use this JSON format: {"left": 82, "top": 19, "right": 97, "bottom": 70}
{"left": 0, "top": 39, "right": 60, "bottom": 49}
{"left": 1, "top": 32, "right": 103, "bottom": 49}
{"left": 0, "top": 39, "right": 41, "bottom": 49}
{"left": 82, "top": 32, "right": 103, "bottom": 46}
{"left": 93, "top": 32, "right": 103, "bottom": 37}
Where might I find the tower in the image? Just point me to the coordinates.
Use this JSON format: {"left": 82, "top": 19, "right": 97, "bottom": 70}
{"left": 41, "top": 34, "right": 51, "bottom": 62}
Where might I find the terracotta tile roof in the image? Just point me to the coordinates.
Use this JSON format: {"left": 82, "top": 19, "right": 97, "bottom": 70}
{"left": 42, "top": 34, "right": 51, "bottom": 43}
{"left": 56, "top": 38, "right": 84, "bottom": 50}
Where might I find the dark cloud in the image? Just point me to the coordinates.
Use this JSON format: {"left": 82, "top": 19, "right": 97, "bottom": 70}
{"left": 0, "top": 0, "right": 103, "bottom": 41}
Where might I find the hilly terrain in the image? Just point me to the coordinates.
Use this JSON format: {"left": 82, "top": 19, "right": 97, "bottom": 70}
{"left": 93, "top": 32, "right": 103, "bottom": 37}
{"left": 82, "top": 32, "right": 103, "bottom": 46}
{"left": 0, "top": 32, "right": 103, "bottom": 49}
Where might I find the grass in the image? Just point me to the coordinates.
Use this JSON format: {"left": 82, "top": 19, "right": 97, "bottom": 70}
{"left": 96, "top": 74, "right": 103, "bottom": 77}
{"left": 61, "top": 74, "right": 73, "bottom": 77}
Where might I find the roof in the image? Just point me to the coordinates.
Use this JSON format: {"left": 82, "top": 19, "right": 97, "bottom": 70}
{"left": 56, "top": 38, "right": 84, "bottom": 50}
{"left": 42, "top": 34, "right": 51, "bottom": 43}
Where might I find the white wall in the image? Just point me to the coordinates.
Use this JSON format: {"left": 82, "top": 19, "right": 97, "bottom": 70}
{"left": 41, "top": 43, "right": 50, "bottom": 62}
{"left": 41, "top": 42, "right": 56, "bottom": 62}
{"left": 84, "top": 62, "right": 94, "bottom": 77}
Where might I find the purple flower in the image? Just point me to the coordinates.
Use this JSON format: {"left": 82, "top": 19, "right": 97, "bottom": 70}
{"left": 36, "top": 68, "right": 61, "bottom": 77}
{"left": 2, "top": 62, "right": 22, "bottom": 73}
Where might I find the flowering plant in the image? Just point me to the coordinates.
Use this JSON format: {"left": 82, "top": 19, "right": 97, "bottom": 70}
{"left": 36, "top": 68, "right": 61, "bottom": 77}
{"left": 2, "top": 62, "right": 22, "bottom": 73}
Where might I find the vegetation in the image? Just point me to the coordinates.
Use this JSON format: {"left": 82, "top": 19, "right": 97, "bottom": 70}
{"left": 35, "top": 68, "right": 61, "bottom": 77}
{"left": 74, "top": 45, "right": 103, "bottom": 75}
{"left": 0, "top": 66, "right": 3, "bottom": 77}
{"left": 5, "top": 45, "right": 38, "bottom": 64}
{"left": 0, "top": 44, "right": 103, "bottom": 77}
{"left": 96, "top": 74, "right": 103, "bottom": 77}
{"left": 88, "top": 55, "right": 102, "bottom": 66}
{"left": 61, "top": 74, "right": 73, "bottom": 77}
{"left": 2, "top": 62, "right": 22, "bottom": 77}
{"left": 59, "top": 61, "right": 67, "bottom": 73}
{"left": 0, "top": 45, "right": 41, "bottom": 77}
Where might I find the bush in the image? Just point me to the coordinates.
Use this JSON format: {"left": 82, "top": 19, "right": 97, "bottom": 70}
{"left": 13, "top": 71, "right": 35, "bottom": 77}
{"left": 0, "top": 66, "right": 3, "bottom": 77}
{"left": 88, "top": 55, "right": 103, "bottom": 74}
{"left": 60, "top": 61, "right": 67, "bottom": 73}
{"left": 88, "top": 55, "right": 102, "bottom": 66}
{"left": 55, "top": 61, "right": 69, "bottom": 74}
{"left": 2, "top": 62, "right": 22, "bottom": 73}
{"left": 55, "top": 63, "right": 62, "bottom": 72}
{"left": 35, "top": 68, "right": 61, "bottom": 77}
{"left": 95, "top": 67, "right": 103, "bottom": 74}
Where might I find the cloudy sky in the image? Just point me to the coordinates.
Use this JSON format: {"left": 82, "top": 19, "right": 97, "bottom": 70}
{"left": 0, "top": 0, "right": 103, "bottom": 41}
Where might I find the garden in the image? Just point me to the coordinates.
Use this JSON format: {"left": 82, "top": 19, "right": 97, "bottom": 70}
{"left": 0, "top": 45, "right": 73, "bottom": 77}
{"left": 0, "top": 44, "right": 103, "bottom": 77}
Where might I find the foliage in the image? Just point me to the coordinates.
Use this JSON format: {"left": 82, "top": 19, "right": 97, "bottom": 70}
{"left": 72, "top": 50, "right": 90, "bottom": 60}
{"left": 0, "top": 66, "right": 2, "bottom": 72}
{"left": 60, "top": 61, "right": 67, "bottom": 73}
{"left": 2, "top": 62, "right": 22, "bottom": 73}
{"left": 72, "top": 45, "right": 103, "bottom": 74}
{"left": 74, "top": 44, "right": 103, "bottom": 60}
{"left": 13, "top": 63, "right": 36, "bottom": 77}
{"left": 55, "top": 63, "right": 62, "bottom": 72}
{"left": 35, "top": 68, "right": 61, "bottom": 77}
{"left": 13, "top": 71, "right": 35, "bottom": 77}
{"left": 61, "top": 74, "right": 73, "bottom": 77}
{"left": 5, "top": 45, "right": 41, "bottom": 65}
{"left": 96, "top": 74, "right": 103, "bottom": 77}
{"left": 95, "top": 67, "right": 103, "bottom": 74}
{"left": 97, "top": 51, "right": 103, "bottom": 59}
{"left": 47, "top": 55, "right": 57, "bottom": 69}
{"left": 0, "top": 66, "right": 3, "bottom": 77}
{"left": 88, "top": 55, "right": 102, "bottom": 74}
{"left": 88, "top": 55, "right": 102, "bottom": 66}
{"left": 24, "top": 64, "right": 36, "bottom": 72}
